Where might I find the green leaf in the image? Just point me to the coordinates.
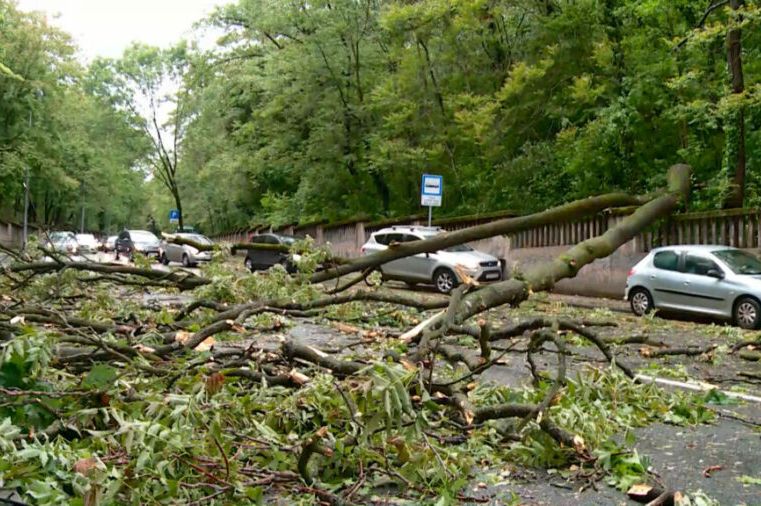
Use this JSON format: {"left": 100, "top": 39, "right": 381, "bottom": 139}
{"left": 82, "top": 364, "right": 118, "bottom": 390}
{"left": 737, "top": 475, "right": 761, "bottom": 486}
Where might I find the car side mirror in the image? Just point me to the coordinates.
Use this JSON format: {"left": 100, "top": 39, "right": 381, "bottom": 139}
{"left": 707, "top": 269, "right": 724, "bottom": 279}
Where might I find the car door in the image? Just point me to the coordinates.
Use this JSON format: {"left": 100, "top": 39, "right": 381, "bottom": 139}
{"left": 247, "top": 236, "right": 268, "bottom": 269}
{"left": 396, "top": 233, "right": 434, "bottom": 281}
{"left": 167, "top": 235, "right": 184, "bottom": 262}
{"left": 379, "top": 233, "right": 406, "bottom": 278}
{"left": 256, "top": 235, "right": 282, "bottom": 269}
{"left": 680, "top": 254, "right": 729, "bottom": 315}
{"left": 116, "top": 231, "right": 129, "bottom": 254}
{"left": 648, "top": 250, "right": 690, "bottom": 310}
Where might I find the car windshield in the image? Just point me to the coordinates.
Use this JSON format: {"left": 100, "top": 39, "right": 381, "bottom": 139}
{"left": 444, "top": 244, "right": 474, "bottom": 252}
{"left": 278, "top": 236, "right": 297, "bottom": 245}
{"left": 713, "top": 249, "right": 761, "bottom": 275}
{"left": 131, "top": 231, "right": 158, "bottom": 242}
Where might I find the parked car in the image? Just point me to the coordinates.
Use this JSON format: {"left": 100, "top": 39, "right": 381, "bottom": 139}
{"left": 243, "top": 233, "right": 300, "bottom": 273}
{"left": 75, "top": 233, "right": 99, "bottom": 253}
{"left": 626, "top": 245, "right": 761, "bottom": 329}
{"left": 103, "top": 235, "right": 117, "bottom": 252}
{"left": 115, "top": 230, "right": 161, "bottom": 261}
{"left": 360, "top": 226, "right": 503, "bottom": 294}
{"left": 45, "top": 231, "right": 78, "bottom": 254}
{"left": 160, "top": 233, "right": 213, "bottom": 267}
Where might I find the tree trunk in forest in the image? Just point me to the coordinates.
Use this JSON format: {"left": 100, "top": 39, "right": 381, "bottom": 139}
{"left": 723, "top": 0, "right": 746, "bottom": 209}
{"left": 174, "top": 188, "right": 184, "bottom": 231}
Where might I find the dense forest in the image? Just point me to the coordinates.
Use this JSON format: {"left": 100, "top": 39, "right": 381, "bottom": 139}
{"left": 2, "top": 0, "right": 760, "bottom": 233}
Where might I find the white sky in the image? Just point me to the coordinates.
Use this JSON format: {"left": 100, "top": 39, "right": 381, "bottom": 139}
{"left": 16, "top": 0, "right": 228, "bottom": 61}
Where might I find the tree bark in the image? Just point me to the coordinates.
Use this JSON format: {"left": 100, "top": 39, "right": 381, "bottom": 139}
{"left": 723, "top": 0, "right": 746, "bottom": 208}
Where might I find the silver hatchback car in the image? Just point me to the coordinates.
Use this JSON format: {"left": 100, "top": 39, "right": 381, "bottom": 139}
{"left": 160, "top": 233, "right": 213, "bottom": 267}
{"left": 361, "top": 226, "right": 502, "bottom": 293}
{"left": 625, "top": 245, "right": 761, "bottom": 329}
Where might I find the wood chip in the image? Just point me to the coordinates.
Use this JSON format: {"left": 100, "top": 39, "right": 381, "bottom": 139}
{"left": 572, "top": 434, "right": 586, "bottom": 453}
{"left": 194, "top": 337, "right": 216, "bottom": 352}
{"left": 133, "top": 344, "right": 156, "bottom": 354}
{"left": 333, "top": 322, "right": 361, "bottom": 334}
{"left": 289, "top": 369, "right": 310, "bottom": 385}
{"left": 627, "top": 483, "right": 653, "bottom": 497}
{"left": 174, "top": 330, "right": 192, "bottom": 345}
{"left": 399, "top": 359, "right": 417, "bottom": 371}
{"left": 307, "top": 345, "right": 328, "bottom": 358}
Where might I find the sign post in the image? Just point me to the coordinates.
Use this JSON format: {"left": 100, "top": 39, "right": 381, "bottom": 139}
{"left": 169, "top": 209, "right": 180, "bottom": 225}
{"left": 420, "top": 174, "right": 443, "bottom": 227}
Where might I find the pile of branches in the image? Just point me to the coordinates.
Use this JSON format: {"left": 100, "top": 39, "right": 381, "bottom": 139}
{"left": 0, "top": 165, "right": 698, "bottom": 504}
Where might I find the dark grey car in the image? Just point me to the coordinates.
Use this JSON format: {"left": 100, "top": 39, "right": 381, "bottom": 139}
{"left": 625, "top": 245, "right": 761, "bottom": 329}
{"left": 243, "top": 233, "right": 299, "bottom": 272}
{"left": 115, "top": 230, "right": 161, "bottom": 261}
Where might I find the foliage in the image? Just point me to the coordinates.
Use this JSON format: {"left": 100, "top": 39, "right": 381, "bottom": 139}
{"left": 157, "top": 0, "right": 761, "bottom": 233}
{"left": 0, "top": 0, "right": 149, "bottom": 232}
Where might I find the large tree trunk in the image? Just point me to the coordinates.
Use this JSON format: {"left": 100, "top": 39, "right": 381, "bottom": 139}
{"left": 723, "top": 0, "right": 746, "bottom": 209}
{"left": 172, "top": 186, "right": 183, "bottom": 230}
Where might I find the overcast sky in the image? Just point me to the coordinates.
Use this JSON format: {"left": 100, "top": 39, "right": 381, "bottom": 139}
{"left": 16, "top": 0, "right": 228, "bottom": 61}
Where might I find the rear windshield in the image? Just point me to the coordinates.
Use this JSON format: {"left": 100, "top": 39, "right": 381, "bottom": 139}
{"left": 50, "top": 232, "right": 74, "bottom": 241}
{"left": 131, "top": 231, "right": 158, "bottom": 242}
{"left": 713, "top": 249, "right": 761, "bottom": 275}
{"left": 277, "top": 235, "right": 297, "bottom": 245}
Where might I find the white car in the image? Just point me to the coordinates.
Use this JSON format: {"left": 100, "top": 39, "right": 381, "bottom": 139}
{"left": 361, "top": 226, "right": 503, "bottom": 293}
{"left": 45, "top": 231, "right": 78, "bottom": 254}
{"left": 104, "top": 235, "right": 117, "bottom": 252}
{"left": 75, "top": 233, "right": 100, "bottom": 253}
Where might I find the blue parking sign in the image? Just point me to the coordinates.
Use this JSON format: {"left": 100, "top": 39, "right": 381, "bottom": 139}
{"left": 169, "top": 209, "right": 180, "bottom": 223}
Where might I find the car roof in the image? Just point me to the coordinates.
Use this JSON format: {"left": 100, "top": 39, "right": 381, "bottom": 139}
{"left": 650, "top": 245, "right": 737, "bottom": 253}
{"left": 373, "top": 226, "right": 443, "bottom": 235}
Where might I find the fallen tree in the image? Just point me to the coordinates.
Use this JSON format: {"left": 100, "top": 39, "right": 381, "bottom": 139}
{"left": 1, "top": 164, "right": 720, "bottom": 505}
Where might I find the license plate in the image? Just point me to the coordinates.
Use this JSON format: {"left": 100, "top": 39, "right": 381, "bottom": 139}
{"left": 485, "top": 272, "right": 499, "bottom": 280}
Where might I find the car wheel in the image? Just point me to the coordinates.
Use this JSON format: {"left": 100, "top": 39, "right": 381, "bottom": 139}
{"left": 244, "top": 258, "right": 254, "bottom": 272}
{"left": 433, "top": 268, "right": 458, "bottom": 294}
{"left": 629, "top": 287, "right": 653, "bottom": 316}
{"left": 161, "top": 253, "right": 169, "bottom": 265}
{"left": 734, "top": 297, "right": 761, "bottom": 329}
{"left": 182, "top": 254, "right": 191, "bottom": 268}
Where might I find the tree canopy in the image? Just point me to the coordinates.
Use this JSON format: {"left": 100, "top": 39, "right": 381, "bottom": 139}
{"left": 2, "top": 0, "right": 761, "bottom": 234}
{"left": 171, "top": 0, "right": 761, "bottom": 232}
{"left": 0, "top": 1, "right": 149, "bottom": 233}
